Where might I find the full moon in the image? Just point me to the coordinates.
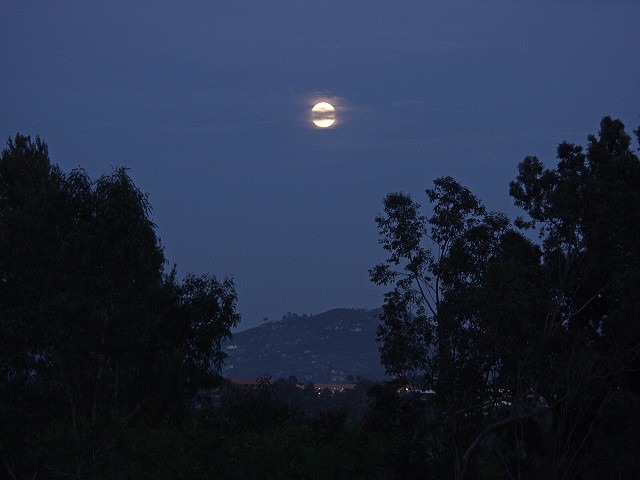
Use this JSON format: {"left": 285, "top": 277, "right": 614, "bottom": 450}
{"left": 311, "top": 102, "right": 336, "bottom": 128}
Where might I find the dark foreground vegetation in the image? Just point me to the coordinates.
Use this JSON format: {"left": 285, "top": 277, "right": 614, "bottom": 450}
{"left": 2, "top": 116, "right": 640, "bottom": 479}
{"left": 370, "top": 116, "right": 640, "bottom": 479}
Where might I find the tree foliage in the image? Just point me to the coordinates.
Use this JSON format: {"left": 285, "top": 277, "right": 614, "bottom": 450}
{"left": 371, "top": 116, "right": 640, "bottom": 479}
{"left": 0, "top": 134, "right": 239, "bottom": 478}
{"left": 508, "top": 116, "right": 640, "bottom": 477}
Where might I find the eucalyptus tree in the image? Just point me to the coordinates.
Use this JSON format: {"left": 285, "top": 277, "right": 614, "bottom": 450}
{"left": 371, "top": 117, "right": 640, "bottom": 479}
{"left": 509, "top": 116, "right": 640, "bottom": 477}
{"left": 0, "top": 134, "right": 240, "bottom": 479}
{"left": 371, "top": 177, "right": 549, "bottom": 479}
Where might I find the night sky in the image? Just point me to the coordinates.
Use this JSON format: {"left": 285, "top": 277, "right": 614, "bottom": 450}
{"left": 2, "top": 1, "right": 638, "bottom": 331}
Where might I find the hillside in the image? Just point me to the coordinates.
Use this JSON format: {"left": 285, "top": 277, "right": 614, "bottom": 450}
{"left": 222, "top": 308, "right": 388, "bottom": 382}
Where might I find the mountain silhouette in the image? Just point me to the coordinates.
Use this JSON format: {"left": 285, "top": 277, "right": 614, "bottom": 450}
{"left": 222, "top": 308, "right": 388, "bottom": 382}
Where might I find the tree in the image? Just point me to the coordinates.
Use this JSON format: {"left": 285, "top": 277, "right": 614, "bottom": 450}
{"left": 0, "top": 134, "right": 240, "bottom": 479}
{"left": 371, "top": 177, "right": 550, "bottom": 479}
{"left": 371, "top": 117, "right": 640, "bottom": 479}
{"left": 509, "top": 116, "right": 640, "bottom": 477}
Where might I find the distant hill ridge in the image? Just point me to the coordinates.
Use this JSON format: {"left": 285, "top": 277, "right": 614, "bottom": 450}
{"left": 222, "top": 308, "right": 387, "bottom": 383}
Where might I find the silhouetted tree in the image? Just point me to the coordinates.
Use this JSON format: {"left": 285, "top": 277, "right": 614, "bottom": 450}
{"left": 373, "top": 179, "right": 553, "bottom": 478}
{"left": 371, "top": 117, "right": 640, "bottom": 479}
{"left": 510, "top": 116, "right": 640, "bottom": 478}
{"left": 0, "top": 134, "right": 239, "bottom": 479}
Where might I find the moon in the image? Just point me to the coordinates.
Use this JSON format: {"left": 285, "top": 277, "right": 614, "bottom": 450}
{"left": 311, "top": 102, "right": 336, "bottom": 128}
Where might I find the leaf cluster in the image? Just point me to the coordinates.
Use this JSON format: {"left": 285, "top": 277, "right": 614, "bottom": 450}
{"left": 371, "top": 116, "right": 640, "bottom": 479}
{"left": 0, "top": 134, "right": 239, "bottom": 478}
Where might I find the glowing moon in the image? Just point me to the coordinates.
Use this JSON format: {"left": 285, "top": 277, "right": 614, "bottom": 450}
{"left": 311, "top": 102, "right": 336, "bottom": 128}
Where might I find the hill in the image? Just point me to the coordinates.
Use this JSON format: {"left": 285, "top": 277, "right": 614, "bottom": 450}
{"left": 222, "top": 308, "right": 388, "bottom": 382}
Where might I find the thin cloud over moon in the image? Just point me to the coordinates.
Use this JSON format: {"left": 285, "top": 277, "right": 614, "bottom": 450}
{"left": 304, "top": 93, "right": 352, "bottom": 129}
{"left": 311, "top": 102, "right": 335, "bottom": 128}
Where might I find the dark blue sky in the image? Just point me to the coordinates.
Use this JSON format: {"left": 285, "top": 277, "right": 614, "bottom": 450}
{"left": 2, "top": 1, "right": 639, "bottom": 330}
